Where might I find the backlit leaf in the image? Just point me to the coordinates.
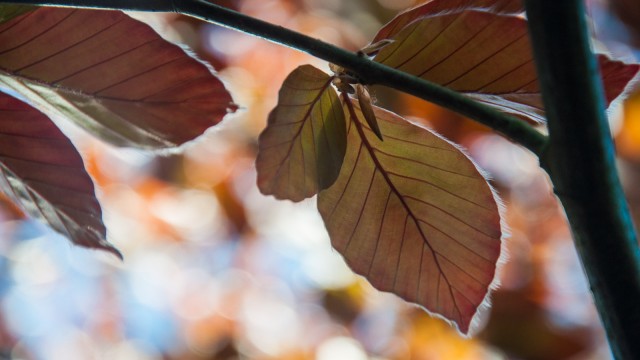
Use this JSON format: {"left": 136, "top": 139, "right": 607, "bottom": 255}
{"left": 373, "top": 6, "right": 639, "bottom": 123}
{"left": 0, "top": 7, "right": 236, "bottom": 149}
{"left": 256, "top": 65, "right": 346, "bottom": 201}
{"left": 0, "top": 93, "right": 120, "bottom": 258}
{"left": 318, "top": 97, "right": 503, "bottom": 334}
{"left": 373, "top": 0, "right": 524, "bottom": 43}
{"left": 0, "top": 4, "right": 35, "bottom": 23}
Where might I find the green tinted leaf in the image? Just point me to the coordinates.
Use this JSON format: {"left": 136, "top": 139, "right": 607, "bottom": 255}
{"left": 0, "top": 92, "right": 120, "bottom": 258}
{"left": 318, "top": 97, "right": 503, "bottom": 334}
{"left": 0, "top": 5, "right": 35, "bottom": 24}
{"left": 256, "top": 65, "right": 346, "bottom": 201}
{"left": 0, "top": 7, "right": 236, "bottom": 150}
{"left": 373, "top": 7, "right": 639, "bottom": 123}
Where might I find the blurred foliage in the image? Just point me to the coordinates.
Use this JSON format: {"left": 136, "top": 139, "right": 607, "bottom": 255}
{"left": 609, "top": 0, "right": 640, "bottom": 47}
{"left": 0, "top": 0, "right": 639, "bottom": 359}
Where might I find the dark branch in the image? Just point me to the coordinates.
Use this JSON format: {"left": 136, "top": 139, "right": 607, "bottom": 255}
{"left": 0, "top": 0, "right": 548, "bottom": 155}
{"left": 524, "top": 1, "right": 640, "bottom": 359}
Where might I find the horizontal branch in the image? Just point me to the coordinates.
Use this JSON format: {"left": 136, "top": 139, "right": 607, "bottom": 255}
{"left": 1, "top": 0, "right": 548, "bottom": 155}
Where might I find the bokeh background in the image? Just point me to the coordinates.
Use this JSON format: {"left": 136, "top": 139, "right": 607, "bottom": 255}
{"left": 1, "top": 0, "right": 639, "bottom": 359}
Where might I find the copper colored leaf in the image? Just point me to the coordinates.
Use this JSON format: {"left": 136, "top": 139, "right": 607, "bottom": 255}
{"left": 373, "top": 8, "right": 639, "bottom": 123}
{"left": 318, "top": 97, "right": 503, "bottom": 334}
{"left": 0, "top": 7, "right": 236, "bottom": 149}
{"left": 373, "top": 0, "right": 524, "bottom": 43}
{"left": 0, "top": 93, "right": 120, "bottom": 258}
{"left": 256, "top": 65, "right": 346, "bottom": 201}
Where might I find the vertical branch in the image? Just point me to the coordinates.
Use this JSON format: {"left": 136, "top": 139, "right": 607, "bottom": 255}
{"left": 524, "top": 1, "right": 640, "bottom": 359}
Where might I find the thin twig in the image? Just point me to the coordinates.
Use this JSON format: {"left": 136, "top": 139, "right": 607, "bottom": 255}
{"left": 0, "top": 0, "right": 548, "bottom": 155}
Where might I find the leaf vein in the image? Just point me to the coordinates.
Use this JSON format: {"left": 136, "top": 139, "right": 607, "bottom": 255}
{"left": 442, "top": 31, "right": 528, "bottom": 87}
{"left": 13, "top": 16, "right": 127, "bottom": 73}
{"left": 386, "top": 170, "right": 493, "bottom": 211}
{"left": 0, "top": 9, "right": 76, "bottom": 57}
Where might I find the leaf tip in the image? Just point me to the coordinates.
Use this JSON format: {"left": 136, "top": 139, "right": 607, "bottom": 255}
{"left": 87, "top": 235, "right": 123, "bottom": 260}
{"left": 227, "top": 102, "right": 240, "bottom": 113}
{"left": 358, "top": 39, "right": 395, "bottom": 57}
{"left": 104, "top": 244, "right": 124, "bottom": 261}
{"left": 88, "top": 237, "right": 124, "bottom": 261}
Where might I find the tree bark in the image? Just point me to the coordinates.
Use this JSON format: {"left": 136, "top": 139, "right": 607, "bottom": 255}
{"left": 524, "top": 1, "right": 640, "bottom": 359}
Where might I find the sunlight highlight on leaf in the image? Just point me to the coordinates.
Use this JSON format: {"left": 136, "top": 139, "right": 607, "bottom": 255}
{"left": 373, "top": 0, "right": 524, "bottom": 43}
{"left": 373, "top": 5, "right": 639, "bottom": 124}
{"left": 0, "top": 7, "right": 236, "bottom": 149}
{"left": 256, "top": 65, "right": 346, "bottom": 201}
{"left": 0, "top": 93, "right": 120, "bottom": 258}
{"left": 318, "top": 97, "right": 503, "bottom": 334}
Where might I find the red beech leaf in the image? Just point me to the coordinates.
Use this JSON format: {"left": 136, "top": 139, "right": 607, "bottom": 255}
{"left": 0, "top": 93, "right": 121, "bottom": 258}
{"left": 256, "top": 65, "right": 346, "bottom": 201}
{"left": 373, "top": 0, "right": 524, "bottom": 43}
{"left": 318, "top": 96, "right": 503, "bottom": 335}
{"left": 0, "top": 7, "right": 236, "bottom": 149}
{"left": 372, "top": 6, "right": 639, "bottom": 123}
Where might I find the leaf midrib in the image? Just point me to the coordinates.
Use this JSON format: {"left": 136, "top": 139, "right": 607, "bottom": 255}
{"left": 342, "top": 93, "right": 463, "bottom": 323}
{"left": 270, "top": 77, "right": 335, "bottom": 189}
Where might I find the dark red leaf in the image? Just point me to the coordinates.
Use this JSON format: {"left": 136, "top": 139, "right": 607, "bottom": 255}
{"left": 372, "top": 7, "right": 639, "bottom": 123}
{"left": 0, "top": 7, "right": 236, "bottom": 149}
{"left": 0, "top": 93, "right": 120, "bottom": 258}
